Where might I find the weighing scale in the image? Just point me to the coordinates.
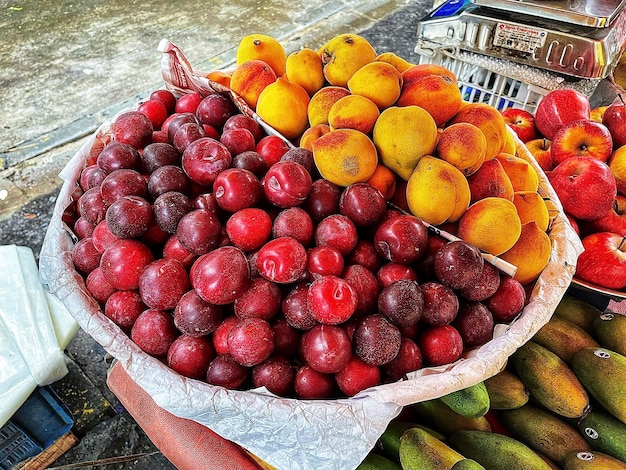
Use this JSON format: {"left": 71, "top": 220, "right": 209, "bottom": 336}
{"left": 417, "top": 0, "right": 626, "bottom": 80}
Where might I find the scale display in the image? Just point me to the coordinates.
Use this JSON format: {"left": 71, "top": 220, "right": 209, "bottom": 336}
{"left": 472, "top": 0, "right": 626, "bottom": 28}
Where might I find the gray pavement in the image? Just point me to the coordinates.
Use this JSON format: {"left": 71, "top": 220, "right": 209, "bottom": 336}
{"left": 0, "top": 1, "right": 434, "bottom": 468}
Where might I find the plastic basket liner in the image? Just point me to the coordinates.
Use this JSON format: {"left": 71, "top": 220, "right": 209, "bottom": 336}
{"left": 38, "top": 39, "right": 583, "bottom": 470}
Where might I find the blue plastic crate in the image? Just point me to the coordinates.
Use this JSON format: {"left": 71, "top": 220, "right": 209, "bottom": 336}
{"left": 0, "top": 421, "right": 42, "bottom": 470}
{"left": 0, "top": 386, "right": 74, "bottom": 469}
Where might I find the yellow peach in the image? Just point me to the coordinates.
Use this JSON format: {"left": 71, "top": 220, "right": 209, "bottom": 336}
{"left": 372, "top": 105, "right": 438, "bottom": 180}
{"left": 406, "top": 155, "right": 471, "bottom": 225}
{"left": 397, "top": 74, "right": 463, "bottom": 127}
{"left": 347, "top": 61, "right": 402, "bottom": 110}
{"left": 495, "top": 152, "right": 539, "bottom": 192}
{"left": 285, "top": 48, "right": 325, "bottom": 96}
{"left": 401, "top": 63, "right": 458, "bottom": 88}
{"left": 206, "top": 70, "right": 231, "bottom": 89}
{"left": 318, "top": 33, "right": 377, "bottom": 87}
{"left": 256, "top": 77, "right": 310, "bottom": 140}
{"left": 299, "top": 123, "right": 331, "bottom": 151}
{"left": 435, "top": 122, "right": 487, "bottom": 176}
{"left": 312, "top": 128, "right": 378, "bottom": 186}
{"left": 236, "top": 33, "right": 287, "bottom": 77}
{"left": 375, "top": 51, "right": 415, "bottom": 73}
{"left": 512, "top": 191, "right": 550, "bottom": 232}
{"left": 502, "top": 128, "right": 517, "bottom": 155}
{"left": 230, "top": 60, "right": 277, "bottom": 109}
{"left": 328, "top": 94, "right": 380, "bottom": 134}
{"left": 457, "top": 197, "right": 522, "bottom": 256}
{"left": 367, "top": 163, "right": 398, "bottom": 200}
{"left": 449, "top": 103, "right": 508, "bottom": 161}
{"left": 466, "top": 158, "right": 514, "bottom": 203}
{"left": 307, "top": 86, "right": 351, "bottom": 127}
{"left": 500, "top": 221, "right": 552, "bottom": 285}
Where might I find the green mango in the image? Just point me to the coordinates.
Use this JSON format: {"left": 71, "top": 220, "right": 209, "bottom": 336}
{"left": 501, "top": 404, "right": 590, "bottom": 464}
{"left": 562, "top": 450, "right": 626, "bottom": 469}
{"left": 484, "top": 369, "right": 530, "bottom": 410}
{"left": 399, "top": 427, "right": 464, "bottom": 470}
{"left": 592, "top": 312, "right": 626, "bottom": 356}
{"left": 448, "top": 430, "right": 552, "bottom": 470}
{"left": 440, "top": 382, "right": 490, "bottom": 418}
{"left": 578, "top": 409, "right": 626, "bottom": 462}
{"left": 510, "top": 341, "right": 589, "bottom": 419}
{"left": 571, "top": 347, "right": 626, "bottom": 425}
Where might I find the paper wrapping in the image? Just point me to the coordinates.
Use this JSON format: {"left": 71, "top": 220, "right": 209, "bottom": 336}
{"left": 39, "top": 39, "right": 583, "bottom": 470}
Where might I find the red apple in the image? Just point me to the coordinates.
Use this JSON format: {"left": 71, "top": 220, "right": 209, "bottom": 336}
{"left": 602, "top": 97, "right": 626, "bottom": 149}
{"left": 550, "top": 119, "right": 613, "bottom": 165}
{"left": 576, "top": 232, "right": 626, "bottom": 289}
{"left": 525, "top": 138, "right": 553, "bottom": 172}
{"left": 501, "top": 107, "right": 538, "bottom": 143}
{"left": 534, "top": 89, "right": 590, "bottom": 140}
{"left": 566, "top": 213, "right": 580, "bottom": 237}
{"left": 580, "top": 200, "right": 626, "bottom": 237}
{"left": 548, "top": 156, "right": 616, "bottom": 221}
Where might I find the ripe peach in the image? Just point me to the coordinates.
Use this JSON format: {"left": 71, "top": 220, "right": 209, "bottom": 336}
{"left": 285, "top": 48, "right": 325, "bottom": 96}
{"left": 375, "top": 51, "right": 414, "bottom": 73}
{"left": 466, "top": 158, "right": 514, "bottom": 203}
{"left": 206, "top": 70, "right": 232, "bottom": 89}
{"left": 397, "top": 74, "right": 462, "bottom": 127}
{"left": 312, "top": 129, "right": 378, "bottom": 187}
{"left": 256, "top": 77, "right": 310, "bottom": 140}
{"left": 457, "top": 197, "right": 522, "bottom": 256}
{"left": 401, "top": 63, "right": 457, "bottom": 89}
{"left": 328, "top": 94, "right": 380, "bottom": 134}
{"left": 495, "top": 152, "right": 539, "bottom": 192}
{"left": 299, "top": 123, "right": 331, "bottom": 151}
{"left": 347, "top": 61, "right": 402, "bottom": 110}
{"left": 406, "top": 155, "right": 471, "bottom": 225}
{"left": 449, "top": 103, "right": 508, "bottom": 161}
{"left": 230, "top": 60, "right": 277, "bottom": 109}
{"left": 435, "top": 122, "right": 487, "bottom": 176}
{"left": 512, "top": 191, "right": 550, "bottom": 232}
{"left": 318, "top": 33, "right": 377, "bottom": 87}
{"left": 372, "top": 105, "right": 438, "bottom": 180}
{"left": 236, "top": 33, "right": 287, "bottom": 77}
{"left": 307, "top": 86, "right": 351, "bottom": 127}
{"left": 500, "top": 221, "right": 551, "bottom": 285}
{"left": 502, "top": 128, "right": 517, "bottom": 155}
{"left": 366, "top": 163, "right": 398, "bottom": 200}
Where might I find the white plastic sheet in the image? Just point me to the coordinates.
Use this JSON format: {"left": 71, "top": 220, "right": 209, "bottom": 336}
{"left": 0, "top": 245, "right": 78, "bottom": 428}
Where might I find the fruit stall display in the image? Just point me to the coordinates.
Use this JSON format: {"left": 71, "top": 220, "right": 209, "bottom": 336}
{"left": 38, "top": 33, "right": 583, "bottom": 469}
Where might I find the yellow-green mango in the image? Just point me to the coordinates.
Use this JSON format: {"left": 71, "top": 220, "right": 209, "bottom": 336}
{"left": 571, "top": 347, "right": 626, "bottom": 425}
{"left": 501, "top": 404, "right": 591, "bottom": 464}
{"left": 484, "top": 369, "right": 530, "bottom": 409}
{"left": 510, "top": 341, "right": 589, "bottom": 418}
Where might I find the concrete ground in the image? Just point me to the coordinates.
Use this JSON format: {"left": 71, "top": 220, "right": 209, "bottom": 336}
{"left": 0, "top": 1, "right": 435, "bottom": 468}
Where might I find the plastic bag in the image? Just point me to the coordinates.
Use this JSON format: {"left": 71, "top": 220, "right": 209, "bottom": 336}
{"left": 0, "top": 245, "right": 78, "bottom": 428}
